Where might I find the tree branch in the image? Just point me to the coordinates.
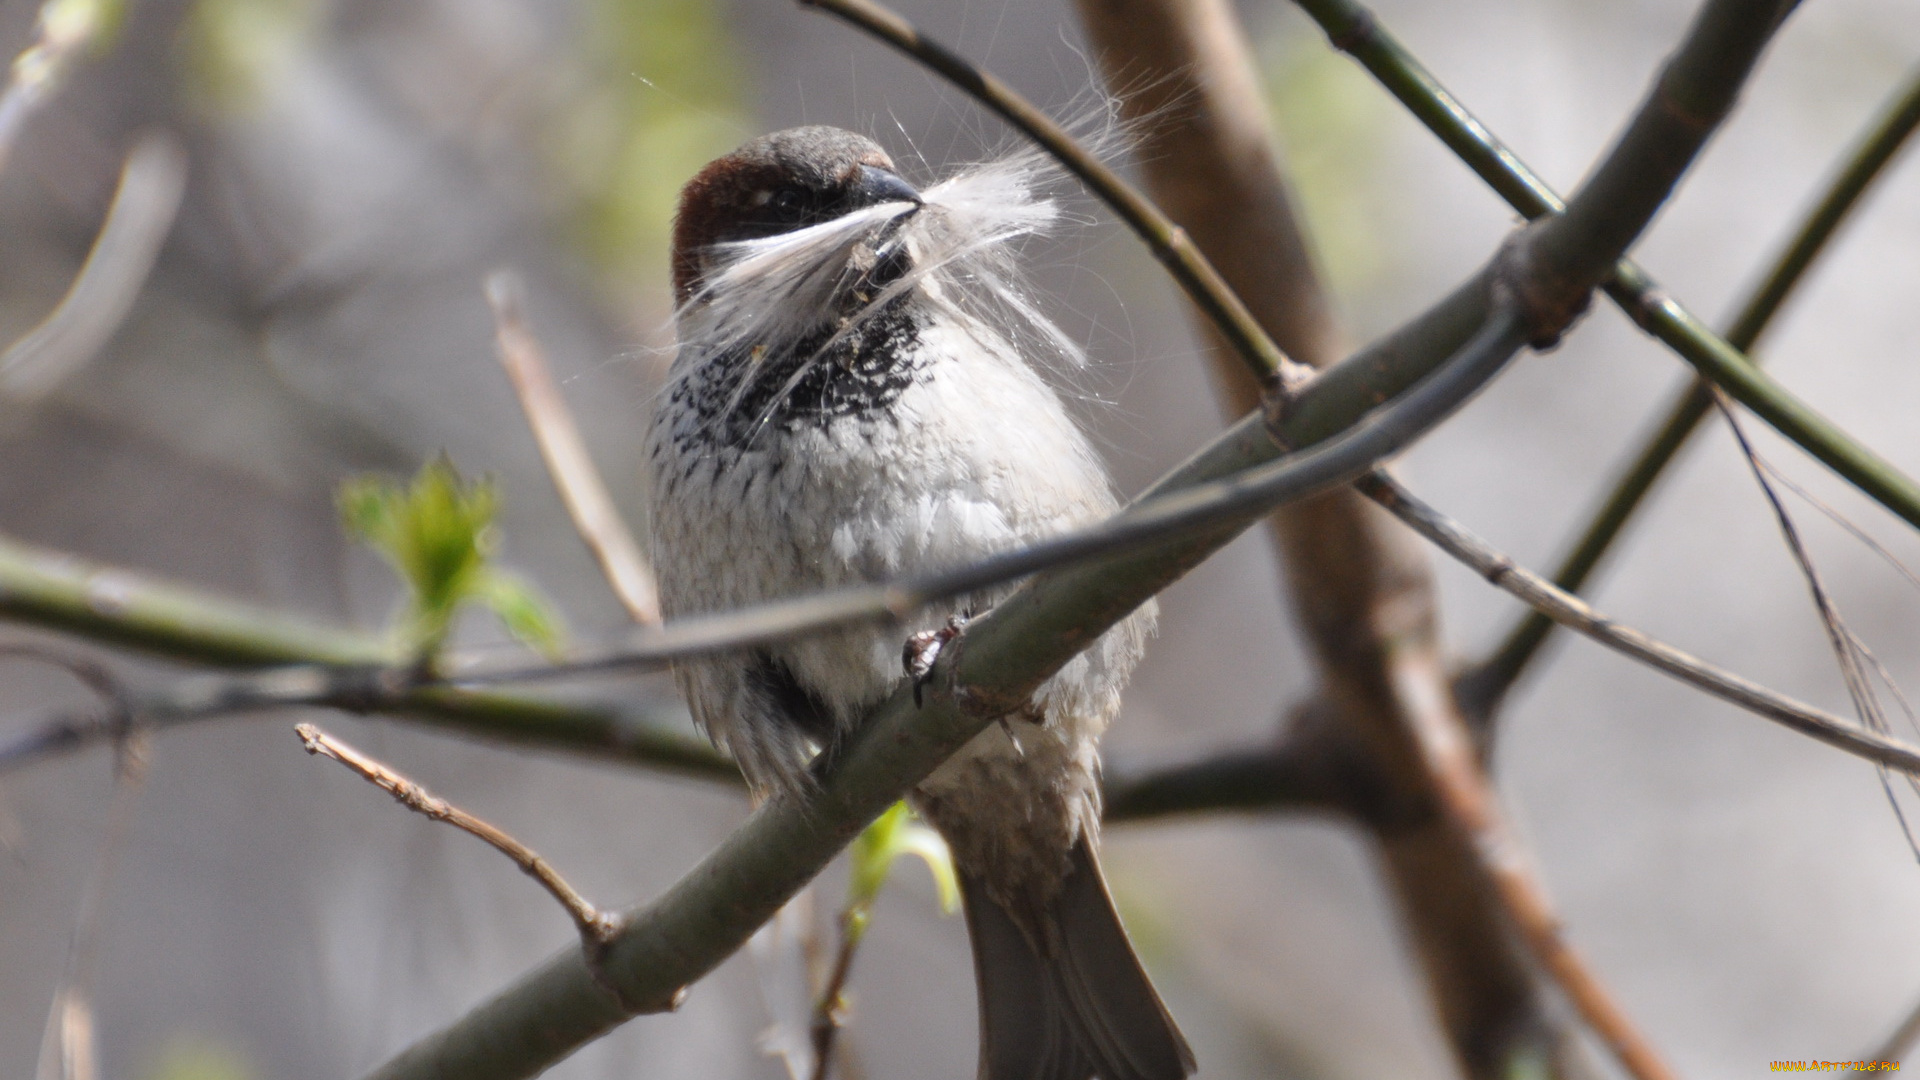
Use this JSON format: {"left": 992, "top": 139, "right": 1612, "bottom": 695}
{"left": 297, "top": 723, "right": 622, "bottom": 947}
{"left": 356, "top": 277, "right": 1533, "bottom": 1080}
{"left": 0, "top": 520, "right": 747, "bottom": 777}
{"left": 1388, "top": 641, "right": 1678, "bottom": 1080}
{"left": 1464, "top": 61, "right": 1920, "bottom": 715}
{"left": 796, "top": 0, "right": 1301, "bottom": 389}
{"left": 0, "top": 659, "right": 737, "bottom": 783}
{"left": 1359, "top": 472, "right": 1920, "bottom": 776}
{"left": 1295, "top": 0, "right": 1920, "bottom": 539}
{"left": 1103, "top": 717, "right": 1353, "bottom": 822}
{"left": 357, "top": 0, "right": 1790, "bottom": 1060}
{"left": 486, "top": 271, "right": 663, "bottom": 626}
{"left": 1068, "top": 0, "right": 1568, "bottom": 1071}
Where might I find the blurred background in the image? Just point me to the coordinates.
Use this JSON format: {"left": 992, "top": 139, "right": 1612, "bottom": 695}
{"left": 2, "top": 0, "right": 1920, "bottom": 1076}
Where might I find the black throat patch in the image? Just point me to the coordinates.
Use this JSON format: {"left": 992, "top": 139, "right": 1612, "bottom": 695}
{"left": 669, "top": 294, "right": 927, "bottom": 452}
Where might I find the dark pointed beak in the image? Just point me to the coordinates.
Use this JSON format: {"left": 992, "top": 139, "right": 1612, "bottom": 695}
{"left": 850, "top": 163, "right": 922, "bottom": 210}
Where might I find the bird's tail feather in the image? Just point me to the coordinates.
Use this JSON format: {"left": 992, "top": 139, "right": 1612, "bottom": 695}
{"left": 962, "top": 840, "right": 1195, "bottom": 1080}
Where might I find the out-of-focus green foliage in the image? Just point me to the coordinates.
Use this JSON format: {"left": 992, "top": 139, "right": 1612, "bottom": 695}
{"left": 551, "top": 0, "right": 748, "bottom": 301}
{"left": 1261, "top": 28, "right": 1392, "bottom": 298}
{"left": 144, "top": 1037, "right": 254, "bottom": 1080}
{"left": 338, "top": 457, "right": 564, "bottom": 664}
{"left": 177, "top": 0, "right": 316, "bottom": 112}
{"left": 845, "top": 800, "right": 959, "bottom": 943}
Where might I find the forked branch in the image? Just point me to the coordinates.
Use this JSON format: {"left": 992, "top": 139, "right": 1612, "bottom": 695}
{"left": 296, "top": 723, "right": 622, "bottom": 948}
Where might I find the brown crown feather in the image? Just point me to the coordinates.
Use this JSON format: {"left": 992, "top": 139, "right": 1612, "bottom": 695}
{"left": 670, "top": 126, "right": 897, "bottom": 304}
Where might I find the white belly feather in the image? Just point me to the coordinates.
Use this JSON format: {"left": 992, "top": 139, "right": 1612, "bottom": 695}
{"left": 649, "top": 312, "right": 1154, "bottom": 869}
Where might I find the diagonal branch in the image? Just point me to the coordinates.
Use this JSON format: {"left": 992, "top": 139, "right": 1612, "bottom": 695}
{"left": 1294, "top": 0, "right": 1920, "bottom": 541}
{"left": 1359, "top": 472, "right": 1920, "bottom": 776}
{"left": 1465, "top": 61, "right": 1920, "bottom": 715}
{"left": 357, "top": 279, "right": 1533, "bottom": 1080}
{"left": 1102, "top": 737, "right": 1353, "bottom": 822}
{"left": 1069, "top": 0, "right": 1565, "bottom": 1073}
{"left": 1387, "top": 629, "right": 1678, "bottom": 1080}
{"left": 297, "top": 723, "right": 622, "bottom": 946}
{"left": 359, "top": 0, "right": 1790, "bottom": 1061}
{"left": 486, "top": 271, "right": 663, "bottom": 626}
{"left": 796, "top": 0, "right": 1300, "bottom": 388}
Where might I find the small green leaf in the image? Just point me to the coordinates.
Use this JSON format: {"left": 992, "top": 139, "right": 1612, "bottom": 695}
{"left": 893, "top": 818, "right": 961, "bottom": 915}
{"left": 337, "top": 456, "right": 559, "bottom": 663}
{"left": 336, "top": 478, "right": 396, "bottom": 548}
{"left": 847, "top": 801, "right": 959, "bottom": 917}
{"left": 477, "top": 571, "right": 567, "bottom": 658}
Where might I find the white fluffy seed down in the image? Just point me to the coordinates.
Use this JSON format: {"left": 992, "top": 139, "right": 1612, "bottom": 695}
{"left": 647, "top": 139, "right": 1154, "bottom": 907}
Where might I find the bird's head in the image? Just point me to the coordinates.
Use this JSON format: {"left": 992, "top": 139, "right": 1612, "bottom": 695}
{"left": 670, "top": 126, "right": 923, "bottom": 305}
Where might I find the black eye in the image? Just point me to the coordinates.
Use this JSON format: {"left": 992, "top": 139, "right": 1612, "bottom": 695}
{"left": 769, "top": 187, "right": 805, "bottom": 220}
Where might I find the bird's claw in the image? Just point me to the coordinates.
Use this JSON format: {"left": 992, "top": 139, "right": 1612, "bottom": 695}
{"left": 903, "top": 615, "right": 969, "bottom": 707}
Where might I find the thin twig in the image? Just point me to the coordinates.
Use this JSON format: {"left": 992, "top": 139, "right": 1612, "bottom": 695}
{"left": 1102, "top": 740, "right": 1350, "bottom": 821}
{"left": 486, "top": 271, "right": 662, "bottom": 625}
{"left": 1466, "top": 61, "right": 1920, "bottom": 712}
{"left": 796, "top": 0, "right": 1300, "bottom": 390}
{"left": 451, "top": 306, "right": 1530, "bottom": 687}
{"left": 35, "top": 712, "right": 146, "bottom": 1080}
{"left": 1296, "top": 0, "right": 1920, "bottom": 547}
{"left": 352, "top": 308, "right": 1531, "bottom": 1080}
{"left": 749, "top": 890, "right": 836, "bottom": 1080}
{"left": 295, "top": 723, "right": 622, "bottom": 947}
{"left": 12, "top": 641, "right": 138, "bottom": 1080}
{"left": 0, "top": 661, "right": 735, "bottom": 783}
{"left": 1753, "top": 458, "right": 1920, "bottom": 598}
{"left": 362, "top": 0, "right": 1797, "bottom": 1051}
{"left": 807, "top": 907, "right": 864, "bottom": 1080}
{"left": 1717, "top": 397, "right": 1920, "bottom": 855}
{"left": 0, "top": 641, "right": 131, "bottom": 726}
{"left": 0, "top": 532, "right": 735, "bottom": 780}
{"left": 1358, "top": 473, "right": 1920, "bottom": 777}
{"left": 1, "top": 131, "right": 188, "bottom": 402}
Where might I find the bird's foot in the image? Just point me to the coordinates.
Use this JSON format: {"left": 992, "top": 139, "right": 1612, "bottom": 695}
{"left": 903, "top": 614, "right": 970, "bottom": 707}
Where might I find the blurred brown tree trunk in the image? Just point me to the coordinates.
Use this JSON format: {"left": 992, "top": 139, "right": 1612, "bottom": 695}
{"left": 1072, "top": 1, "right": 1583, "bottom": 1075}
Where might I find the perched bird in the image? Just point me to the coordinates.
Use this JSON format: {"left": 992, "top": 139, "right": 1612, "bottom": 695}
{"left": 648, "top": 126, "right": 1193, "bottom": 1080}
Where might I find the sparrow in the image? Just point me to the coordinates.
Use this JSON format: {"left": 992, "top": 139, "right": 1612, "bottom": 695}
{"left": 648, "top": 126, "right": 1193, "bottom": 1080}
